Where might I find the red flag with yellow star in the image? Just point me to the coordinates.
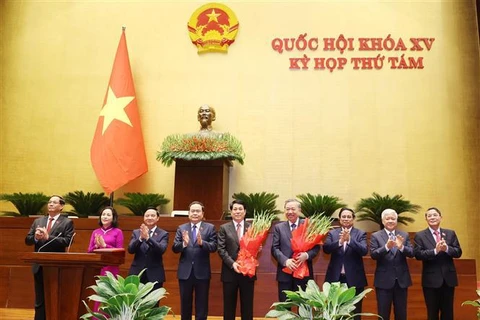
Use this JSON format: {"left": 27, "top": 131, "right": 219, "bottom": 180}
{"left": 90, "top": 29, "right": 148, "bottom": 194}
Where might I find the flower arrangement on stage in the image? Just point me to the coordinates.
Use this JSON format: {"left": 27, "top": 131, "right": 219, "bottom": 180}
{"left": 283, "top": 214, "right": 333, "bottom": 279}
{"left": 236, "top": 211, "right": 277, "bottom": 278}
{"left": 156, "top": 132, "right": 245, "bottom": 167}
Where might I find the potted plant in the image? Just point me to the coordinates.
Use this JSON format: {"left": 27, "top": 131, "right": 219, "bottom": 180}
{"left": 266, "top": 280, "right": 378, "bottom": 320}
{"left": 81, "top": 270, "right": 171, "bottom": 320}
{"left": 63, "top": 191, "right": 110, "bottom": 218}
{"left": 355, "top": 192, "right": 421, "bottom": 229}
{"left": 114, "top": 192, "right": 170, "bottom": 216}
{"left": 297, "top": 193, "right": 346, "bottom": 218}
{"left": 231, "top": 192, "right": 281, "bottom": 219}
{"left": 265, "top": 280, "right": 379, "bottom": 320}
{"left": 462, "top": 289, "right": 480, "bottom": 319}
{"left": 0, "top": 192, "right": 49, "bottom": 216}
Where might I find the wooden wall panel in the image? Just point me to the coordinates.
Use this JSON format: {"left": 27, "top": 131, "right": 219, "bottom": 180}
{"left": 0, "top": 217, "right": 477, "bottom": 319}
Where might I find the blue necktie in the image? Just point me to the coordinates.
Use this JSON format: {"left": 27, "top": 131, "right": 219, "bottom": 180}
{"left": 192, "top": 225, "right": 197, "bottom": 243}
{"left": 389, "top": 232, "right": 397, "bottom": 254}
{"left": 291, "top": 223, "right": 296, "bottom": 231}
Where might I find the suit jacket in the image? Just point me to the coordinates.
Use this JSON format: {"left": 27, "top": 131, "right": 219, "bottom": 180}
{"left": 128, "top": 227, "right": 169, "bottom": 283}
{"left": 271, "top": 219, "right": 320, "bottom": 282}
{"left": 172, "top": 221, "right": 217, "bottom": 280}
{"left": 370, "top": 229, "right": 414, "bottom": 289}
{"left": 414, "top": 228, "right": 462, "bottom": 288}
{"left": 323, "top": 227, "right": 368, "bottom": 288}
{"left": 217, "top": 220, "right": 255, "bottom": 282}
{"left": 25, "top": 215, "right": 75, "bottom": 273}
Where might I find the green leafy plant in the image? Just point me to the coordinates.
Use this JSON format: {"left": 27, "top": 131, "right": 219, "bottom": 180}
{"left": 266, "top": 280, "right": 378, "bottom": 320}
{"left": 114, "top": 193, "right": 170, "bottom": 216}
{"left": 0, "top": 192, "right": 49, "bottom": 216}
{"left": 297, "top": 193, "right": 347, "bottom": 218}
{"left": 63, "top": 191, "right": 110, "bottom": 217}
{"left": 157, "top": 132, "right": 245, "bottom": 167}
{"left": 462, "top": 289, "right": 480, "bottom": 319}
{"left": 355, "top": 192, "right": 421, "bottom": 229}
{"left": 231, "top": 192, "right": 281, "bottom": 219}
{"left": 81, "top": 270, "right": 171, "bottom": 320}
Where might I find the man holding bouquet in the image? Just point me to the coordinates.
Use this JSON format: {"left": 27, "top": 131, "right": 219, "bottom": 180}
{"left": 217, "top": 200, "right": 254, "bottom": 320}
{"left": 271, "top": 198, "right": 321, "bottom": 302}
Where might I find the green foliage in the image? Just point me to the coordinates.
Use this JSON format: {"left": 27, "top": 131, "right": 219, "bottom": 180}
{"left": 297, "top": 193, "right": 347, "bottom": 218}
{"left": 231, "top": 192, "right": 281, "bottom": 219}
{"left": 114, "top": 193, "right": 170, "bottom": 216}
{"left": 462, "top": 289, "right": 480, "bottom": 319}
{"left": 157, "top": 132, "right": 245, "bottom": 167}
{"left": 81, "top": 270, "right": 171, "bottom": 320}
{"left": 265, "top": 280, "right": 378, "bottom": 320}
{"left": 355, "top": 192, "right": 421, "bottom": 229}
{"left": 0, "top": 192, "right": 49, "bottom": 216}
{"left": 63, "top": 191, "right": 110, "bottom": 217}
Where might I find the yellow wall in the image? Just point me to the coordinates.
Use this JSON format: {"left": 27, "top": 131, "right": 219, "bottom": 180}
{"left": 1, "top": 1, "right": 479, "bottom": 273}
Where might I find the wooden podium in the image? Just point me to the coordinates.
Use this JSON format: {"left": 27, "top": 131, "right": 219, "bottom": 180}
{"left": 173, "top": 159, "right": 232, "bottom": 220}
{"left": 21, "top": 250, "right": 125, "bottom": 320}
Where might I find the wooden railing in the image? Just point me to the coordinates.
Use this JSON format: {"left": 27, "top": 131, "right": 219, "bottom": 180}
{"left": 0, "top": 216, "right": 477, "bottom": 319}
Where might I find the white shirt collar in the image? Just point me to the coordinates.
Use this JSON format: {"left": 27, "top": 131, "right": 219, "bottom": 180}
{"left": 48, "top": 213, "right": 61, "bottom": 221}
{"left": 289, "top": 218, "right": 300, "bottom": 227}
{"left": 234, "top": 220, "right": 244, "bottom": 228}
{"left": 191, "top": 222, "right": 201, "bottom": 229}
{"left": 384, "top": 229, "right": 395, "bottom": 236}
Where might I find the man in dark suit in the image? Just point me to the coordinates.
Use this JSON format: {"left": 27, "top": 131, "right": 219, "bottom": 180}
{"left": 172, "top": 201, "right": 217, "bottom": 320}
{"left": 128, "top": 207, "right": 168, "bottom": 291}
{"left": 271, "top": 198, "right": 320, "bottom": 302}
{"left": 323, "top": 208, "right": 368, "bottom": 320}
{"left": 25, "top": 195, "right": 75, "bottom": 320}
{"left": 218, "top": 199, "right": 254, "bottom": 320}
{"left": 370, "top": 208, "right": 414, "bottom": 320}
{"left": 414, "top": 207, "right": 462, "bottom": 320}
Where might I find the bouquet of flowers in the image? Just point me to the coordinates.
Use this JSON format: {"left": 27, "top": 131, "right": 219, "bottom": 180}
{"left": 236, "top": 211, "right": 276, "bottom": 278}
{"left": 283, "top": 214, "right": 332, "bottom": 279}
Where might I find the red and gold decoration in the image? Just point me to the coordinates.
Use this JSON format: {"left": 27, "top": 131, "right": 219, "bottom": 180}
{"left": 188, "top": 3, "right": 239, "bottom": 53}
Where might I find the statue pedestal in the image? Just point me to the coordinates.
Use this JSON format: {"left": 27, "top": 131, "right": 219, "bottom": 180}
{"left": 173, "top": 159, "right": 232, "bottom": 220}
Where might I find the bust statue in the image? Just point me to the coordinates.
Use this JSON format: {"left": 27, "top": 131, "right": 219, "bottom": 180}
{"left": 157, "top": 104, "right": 244, "bottom": 166}
{"left": 197, "top": 105, "right": 216, "bottom": 132}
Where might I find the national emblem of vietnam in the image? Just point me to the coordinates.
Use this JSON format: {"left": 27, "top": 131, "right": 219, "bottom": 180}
{"left": 188, "top": 3, "right": 239, "bottom": 53}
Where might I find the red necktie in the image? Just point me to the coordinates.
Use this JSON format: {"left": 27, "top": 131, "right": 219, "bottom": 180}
{"left": 434, "top": 230, "right": 441, "bottom": 242}
{"left": 236, "top": 223, "right": 242, "bottom": 240}
{"left": 46, "top": 217, "right": 54, "bottom": 233}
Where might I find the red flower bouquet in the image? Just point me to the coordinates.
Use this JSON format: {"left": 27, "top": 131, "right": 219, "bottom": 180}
{"left": 282, "top": 215, "right": 332, "bottom": 279}
{"left": 236, "top": 212, "right": 276, "bottom": 278}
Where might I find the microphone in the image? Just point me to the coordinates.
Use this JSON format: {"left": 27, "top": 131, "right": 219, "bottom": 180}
{"left": 67, "top": 233, "right": 76, "bottom": 252}
{"left": 37, "top": 232, "right": 63, "bottom": 252}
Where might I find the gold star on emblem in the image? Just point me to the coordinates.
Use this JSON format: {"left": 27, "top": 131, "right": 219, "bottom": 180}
{"left": 207, "top": 9, "right": 221, "bottom": 23}
{"left": 99, "top": 87, "right": 135, "bottom": 134}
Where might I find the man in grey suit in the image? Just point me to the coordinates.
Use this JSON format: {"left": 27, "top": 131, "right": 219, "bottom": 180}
{"left": 370, "top": 208, "right": 414, "bottom": 320}
{"left": 172, "top": 201, "right": 217, "bottom": 320}
{"left": 128, "top": 207, "right": 169, "bottom": 291}
{"left": 218, "top": 199, "right": 254, "bottom": 320}
{"left": 25, "top": 195, "right": 75, "bottom": 320}
{"left": 323, "top": 208, "right": 368, "bottom": 320}
{"left": 271, "top": 198, "right": 320, "bottom": 302}
{"left": 414, "top": 207, "right": 462, "bottom": 320}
